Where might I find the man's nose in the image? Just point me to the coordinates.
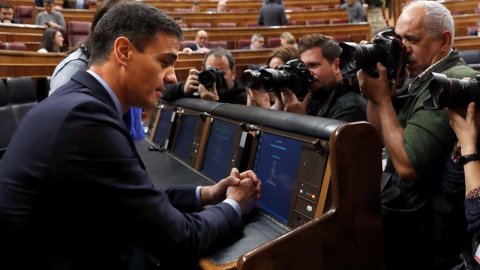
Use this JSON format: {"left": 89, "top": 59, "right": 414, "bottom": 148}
{"left": 164, "top": 68, "right": 177, "bottom": 85}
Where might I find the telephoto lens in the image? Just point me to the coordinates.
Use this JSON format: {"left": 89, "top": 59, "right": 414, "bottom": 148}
{"left": 424, "top": 73, "right": 480, "bottom": 110}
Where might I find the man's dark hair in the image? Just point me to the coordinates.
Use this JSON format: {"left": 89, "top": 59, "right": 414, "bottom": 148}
{"left": 90, "top": 1, "right": 183, "bottom": 66}
{"left": 298, "top": 34, "right": 341, "bottom": 64}
{"left": 44, "top": 0, "right": 53, "bottom": 4}
{"left": 0, "top": 2, "right": 14, "bottom": 9}
{"left": 202, "top": 47, "right": 235, "bottom": 70}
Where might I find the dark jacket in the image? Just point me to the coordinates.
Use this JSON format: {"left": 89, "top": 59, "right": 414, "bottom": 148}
{"left": 258, "top": 2, "right": 287, "bottom": 26}
{"left": 0, "top": 70, "right": 241, "bottom": 269}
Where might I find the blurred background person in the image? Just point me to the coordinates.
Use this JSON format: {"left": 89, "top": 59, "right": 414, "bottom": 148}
{"left": 0, "top": 3, "right": 18, "bottom": 23}
{"left": 37, "top": 28, "right": 65, "bottom": 53}
{"left": 36, "top": 0, "right": 66, "bottom": 32}
{"left": 241, "top": 33, "right": 265, "bottom": 50}
{"left": 182, "top": 29, "right": 210, "bottom": 54}
{"left": 258, "top": 0, "right": 287, "bottom": 26}
{"left": 340, "top": 0, "right": 367, "bottom": 23}
{"left": 280, "top": 32, "right": 297, "bottom": 47}
{"left": 217, "top": 0, "right": 227, "bottom": 12}
{"left": 191, "top": 1, "right": 200, "bottom": 12}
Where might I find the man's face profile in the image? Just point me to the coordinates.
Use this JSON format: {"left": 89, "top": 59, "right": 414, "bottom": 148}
{"left": 300, "top": 47, "right": 338, "bottom": 95}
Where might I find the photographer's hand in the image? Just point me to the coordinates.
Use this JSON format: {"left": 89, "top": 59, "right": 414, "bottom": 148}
{"left": 357, "top": 62, "right": 392, "bottom": 106}
{"left": 183, "top": 69, "right": 199, "bottom": 95}
{"left": 448, "top": 102, "right": 479, "bottom": 155}
{"left": 247, "top": 88, "right": 271, "bottom": 108}
{"left": 198, "top": 83, "right": 219, "bottom": 101}
{"left": 280, "top": 88, "right": 311, "bottom": 115}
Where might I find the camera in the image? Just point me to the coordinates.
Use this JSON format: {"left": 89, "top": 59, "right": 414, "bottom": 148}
{"left": 339, "top": 29, "right": 407, "bottom": 81}
{"left": 198, "top": 67, "right": 226, "bottom": 91}
{"left": 424, "top": 73, "right": 480, "bottom": 110}
{"left": 242, "top": 59, "right": 313, "bottom": 98}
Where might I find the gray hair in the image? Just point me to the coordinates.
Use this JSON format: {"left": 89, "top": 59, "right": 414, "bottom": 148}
{"left": 251, "top": 33, "right": 264, "bottom": 43}
{"left": 404, "top": 1, "right": 454, "bottom": 44}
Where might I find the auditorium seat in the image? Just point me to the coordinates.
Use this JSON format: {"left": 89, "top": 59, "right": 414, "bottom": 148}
{"left": 331, "top": 34, "right": 352, "bottom": 42}
{"left": 237, "top": 39, "right": 251, "bottom": 49}
{"left": 0, "top": 42, "right": 27, "bottom": 51}
{"left": 306, "top": 19, "right": 327, "bottom": 25}
{"left": 0, "top": 79, "right": 17, "bottom": 159}
{"left": 286, "top": 21, "right": 296, "bottom": 26}
{"left": 267, "top": 37, "right": 281, "bottom": 48}
{"left": 459, "top": 50, "right": 480, "bottom": 69}
{"left": 15, "top": 5, "right": 33, "bottom": 24}
{"left": 330, "top": 18, "right": 348, "bottom": 24}
{"left": 311, "top": 5, "right": 328, "bottom": 10}
{"left": 5, "top": 77, "right": 37, "bottom": 124}
{"left": 191, "top": 22, "right": 212, "bottom": 28}
{"left": 206, "top": 41, "right": 228, "bottom": 49}
{"left": 67, "top": 21, "right": 91, "bottom": 47}
{"left": 217, "top": 22, "right": 236, "bottom": 28}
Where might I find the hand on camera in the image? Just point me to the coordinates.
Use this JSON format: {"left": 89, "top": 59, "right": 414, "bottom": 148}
{"left": 198, "top": 83, "right": 219, "bottom": 101}
{"left": 280, "top": 88, "right": 311, "bottom": 115}
{"left": 183, "top": 69, "right": 200, "bottom": 95}
{"left": 448, "top": 102, "right": 480, "bottom": 154}
{"left": 357, "top": 62, "right": 392, "bottom": 106}
{"left": 247, "top": 87, "right": 271, "bottom": 108}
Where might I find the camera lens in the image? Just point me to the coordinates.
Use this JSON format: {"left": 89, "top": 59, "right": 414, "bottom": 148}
{"left": 425, "top": 73, "right": 480, "bottom": 109}
{"left": 242, "top": 70, "right": 262, "bottom": 89}
{"left": 339, "top": 42, "right": 385, "bottom": 77}
{"left": 198, "top": 70, "right": 215, "bottom": 89}
{"left": 260, "top": 68, "right": 288, "bottom": 92}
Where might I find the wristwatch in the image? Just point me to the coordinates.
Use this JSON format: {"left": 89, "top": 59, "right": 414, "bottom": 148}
{"left": 458, "top": 153, "right": 480, "bottom": 166}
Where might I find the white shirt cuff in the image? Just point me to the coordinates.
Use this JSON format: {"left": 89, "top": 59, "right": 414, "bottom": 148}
{"left": 223, "top": 198, "right": 242, "bottom": 217}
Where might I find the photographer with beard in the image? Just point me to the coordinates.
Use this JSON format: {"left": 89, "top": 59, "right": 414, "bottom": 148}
{"left": 272, "top": 34, "right": 366, "bottom": 122}
{"left": 357, "top": 1, "right": 478, "bottom": 269}
{"left": 162, "top": 47, "right": 247, "bottom": 105}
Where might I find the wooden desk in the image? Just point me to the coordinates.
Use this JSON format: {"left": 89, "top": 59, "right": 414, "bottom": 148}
{"left": 141, "top": 0, "right": 339, "bottom": 12}
{"left": 453, "top": 13, "right": 480, "bottom": 36}
{"left": 182, "top": 23, "right": 371, "bottom": 48}
{"left": 0, "top": 49, "right": 65, "bottom": 78}
{"left": 392, "top": 0, "right": 480, "bottom": 24}
{"left": 454, "top": 35, "right": 480, "bottom": 51}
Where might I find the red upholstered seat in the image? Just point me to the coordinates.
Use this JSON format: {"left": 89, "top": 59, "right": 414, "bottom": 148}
{"left": 191, "top": 22, "right": 212, "bottom": 28}
{"left": 267, "top": 37, "right": 281, "bottom": 48}
{"left": 0, "top": 42, "right": 27, "bottom": 51}
{"left": 67, "top": 21, "right": 91, "bottom": 47}
{"left": 15, "top": 5, "right": 33, "bottom": 24}
{"left": 237, "top": 39, "right": 251, "bottom": 49}
{"left": 206, "top": 41, "right": 228, "bottom": 49}
{"left": 330, "top": 18, "right": 348, "bottom": 24}
{"left": 217, "top": 22, "right": 236, "bottom": 28}
{"left": 306, "top": 19, "right": 327, "bottom": 25}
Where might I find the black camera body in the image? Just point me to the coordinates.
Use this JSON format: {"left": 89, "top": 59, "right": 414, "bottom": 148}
{"left": 198, "top": 67, "right": 226, "bottom": 91}
{"left": 424, "top": 73, "right": 480, "bottom": 110}
{"left": 339, "top": 29, "right": 407, "bottom": 81}
{"left": 242, "top": 59, "right": 313, "bottom": 98}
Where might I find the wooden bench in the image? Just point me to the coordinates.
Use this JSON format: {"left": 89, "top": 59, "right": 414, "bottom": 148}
{"left": 0, "top": 49, "right": 65, "bottom": 78}
{"left": 392, "top": 0, "right": 480, "bottom": 24}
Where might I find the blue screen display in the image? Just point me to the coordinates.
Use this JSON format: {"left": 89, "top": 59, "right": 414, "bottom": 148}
{"left": 253, "top": 132, "right": 303, "bottom": 224}
{"left": 172, "top": 114, "right": 198, "bottom": 162}
{"left": 201, "top": 119, "right": 237, "bottom": 182}
{"left": 152, "top": 108, "right": 174, "bottom": 148}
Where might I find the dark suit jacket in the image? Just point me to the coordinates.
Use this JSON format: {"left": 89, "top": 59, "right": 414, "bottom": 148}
{"left": 0, "top": 70, "right": 241, "bottom": 269}
{"left": 63, "top": 0, "right": 89, "bottom": 9}
{"left": 258, "top": 2, "right": 287, "bottom": 26}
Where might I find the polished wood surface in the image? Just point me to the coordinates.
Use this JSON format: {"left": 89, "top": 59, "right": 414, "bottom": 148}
{"left": 0, "top": 49, "right": 65, "bottom": 78}
{"left": 454, "top": 35, "right": 480, "bottom": 51}
{"left": 392, "top": 0, "right": 480, "bottom": 24}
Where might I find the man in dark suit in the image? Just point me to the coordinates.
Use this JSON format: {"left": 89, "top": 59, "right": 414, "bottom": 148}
{"left": 182, "top": 29, "right": 210, "bottom": 54}
{"left": 241, "top": 33, "right": 265, "bottom": 50}
{"left": 0, "top": 2, "right": 261, "bottom": 269}
{"left": 258, "top": 0, "right": 287, "bottom": 26}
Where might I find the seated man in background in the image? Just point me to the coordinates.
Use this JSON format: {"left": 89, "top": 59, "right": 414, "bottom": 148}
{"left": 217, "top": 0, "right": 227, "bottom": 12}
{"left": 0, "top": 2, "right": 261, "bottom": 269}
{"left": 241, "top": 33, "right": 265, "bottom": 50}
{"left": 162, "top": 47, "right": 247, "bottom": 104}
{"left": 0, "top": 3, "right": 19, "bottom": 23}
{"left": 340, "top": 0, "right": 367, "bottom": 23}
{"left": 258, "top": 34, "right": 366, "bottom": 122}
{"left": 182, "top": 29, "right": 210, "bottom": 54}
{"left": 36, "top": 0, "right": 66, "bottom": 32}
{"left": 191, "top": 1, "right": 200, "bottom": 12}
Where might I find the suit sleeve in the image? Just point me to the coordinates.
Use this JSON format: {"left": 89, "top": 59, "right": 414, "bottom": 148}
{"left": 54, "top": 100, "right": 242, "bottom": 264}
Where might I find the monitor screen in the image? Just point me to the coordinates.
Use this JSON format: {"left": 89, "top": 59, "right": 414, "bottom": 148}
{"left": 152, "top": 107, "right": 174, "bottom": 149}
{"left": 201, "top": 119, "right": 238, "bottom": 182}
{"left": 253, "top": 132, "right": 303, "bottom": 224}
{"left": 172, "top": 113, "right": 199, "bottom": 162}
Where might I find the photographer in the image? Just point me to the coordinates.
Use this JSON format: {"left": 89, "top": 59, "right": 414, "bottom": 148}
{"left": 356, "top": 1, "right": 478, "bottom": 269}
{"left": 162, "top": 47, "right": 247, "bottom": 104}
{"left": 274, "top": 34, "right": 366, "bottom": 122}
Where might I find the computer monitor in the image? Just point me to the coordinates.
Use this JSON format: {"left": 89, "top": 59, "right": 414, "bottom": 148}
{"left": 171, "top": 111, "right": 205, "bottom": 167}
{"left": 253, "top": 130, "right": 328, "bottom": 228}
{"left": 151, "top": 106, "right": 176, "bottom": 150}
{"left": 200, "top": 118, "right": 250, "bottom": 182}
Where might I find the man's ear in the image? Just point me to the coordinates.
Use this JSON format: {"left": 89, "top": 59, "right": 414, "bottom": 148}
{"left": 113, "top": 36, "right": 131, "bottom": 67}
{"left": 333, "top": 58, "right": 341, "bottom": 72}
{"left": 231, "top": 66, "right": 237, "bottom": 79}
{"left": 439, "top": 30, "right": 453, "bottom": 52}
